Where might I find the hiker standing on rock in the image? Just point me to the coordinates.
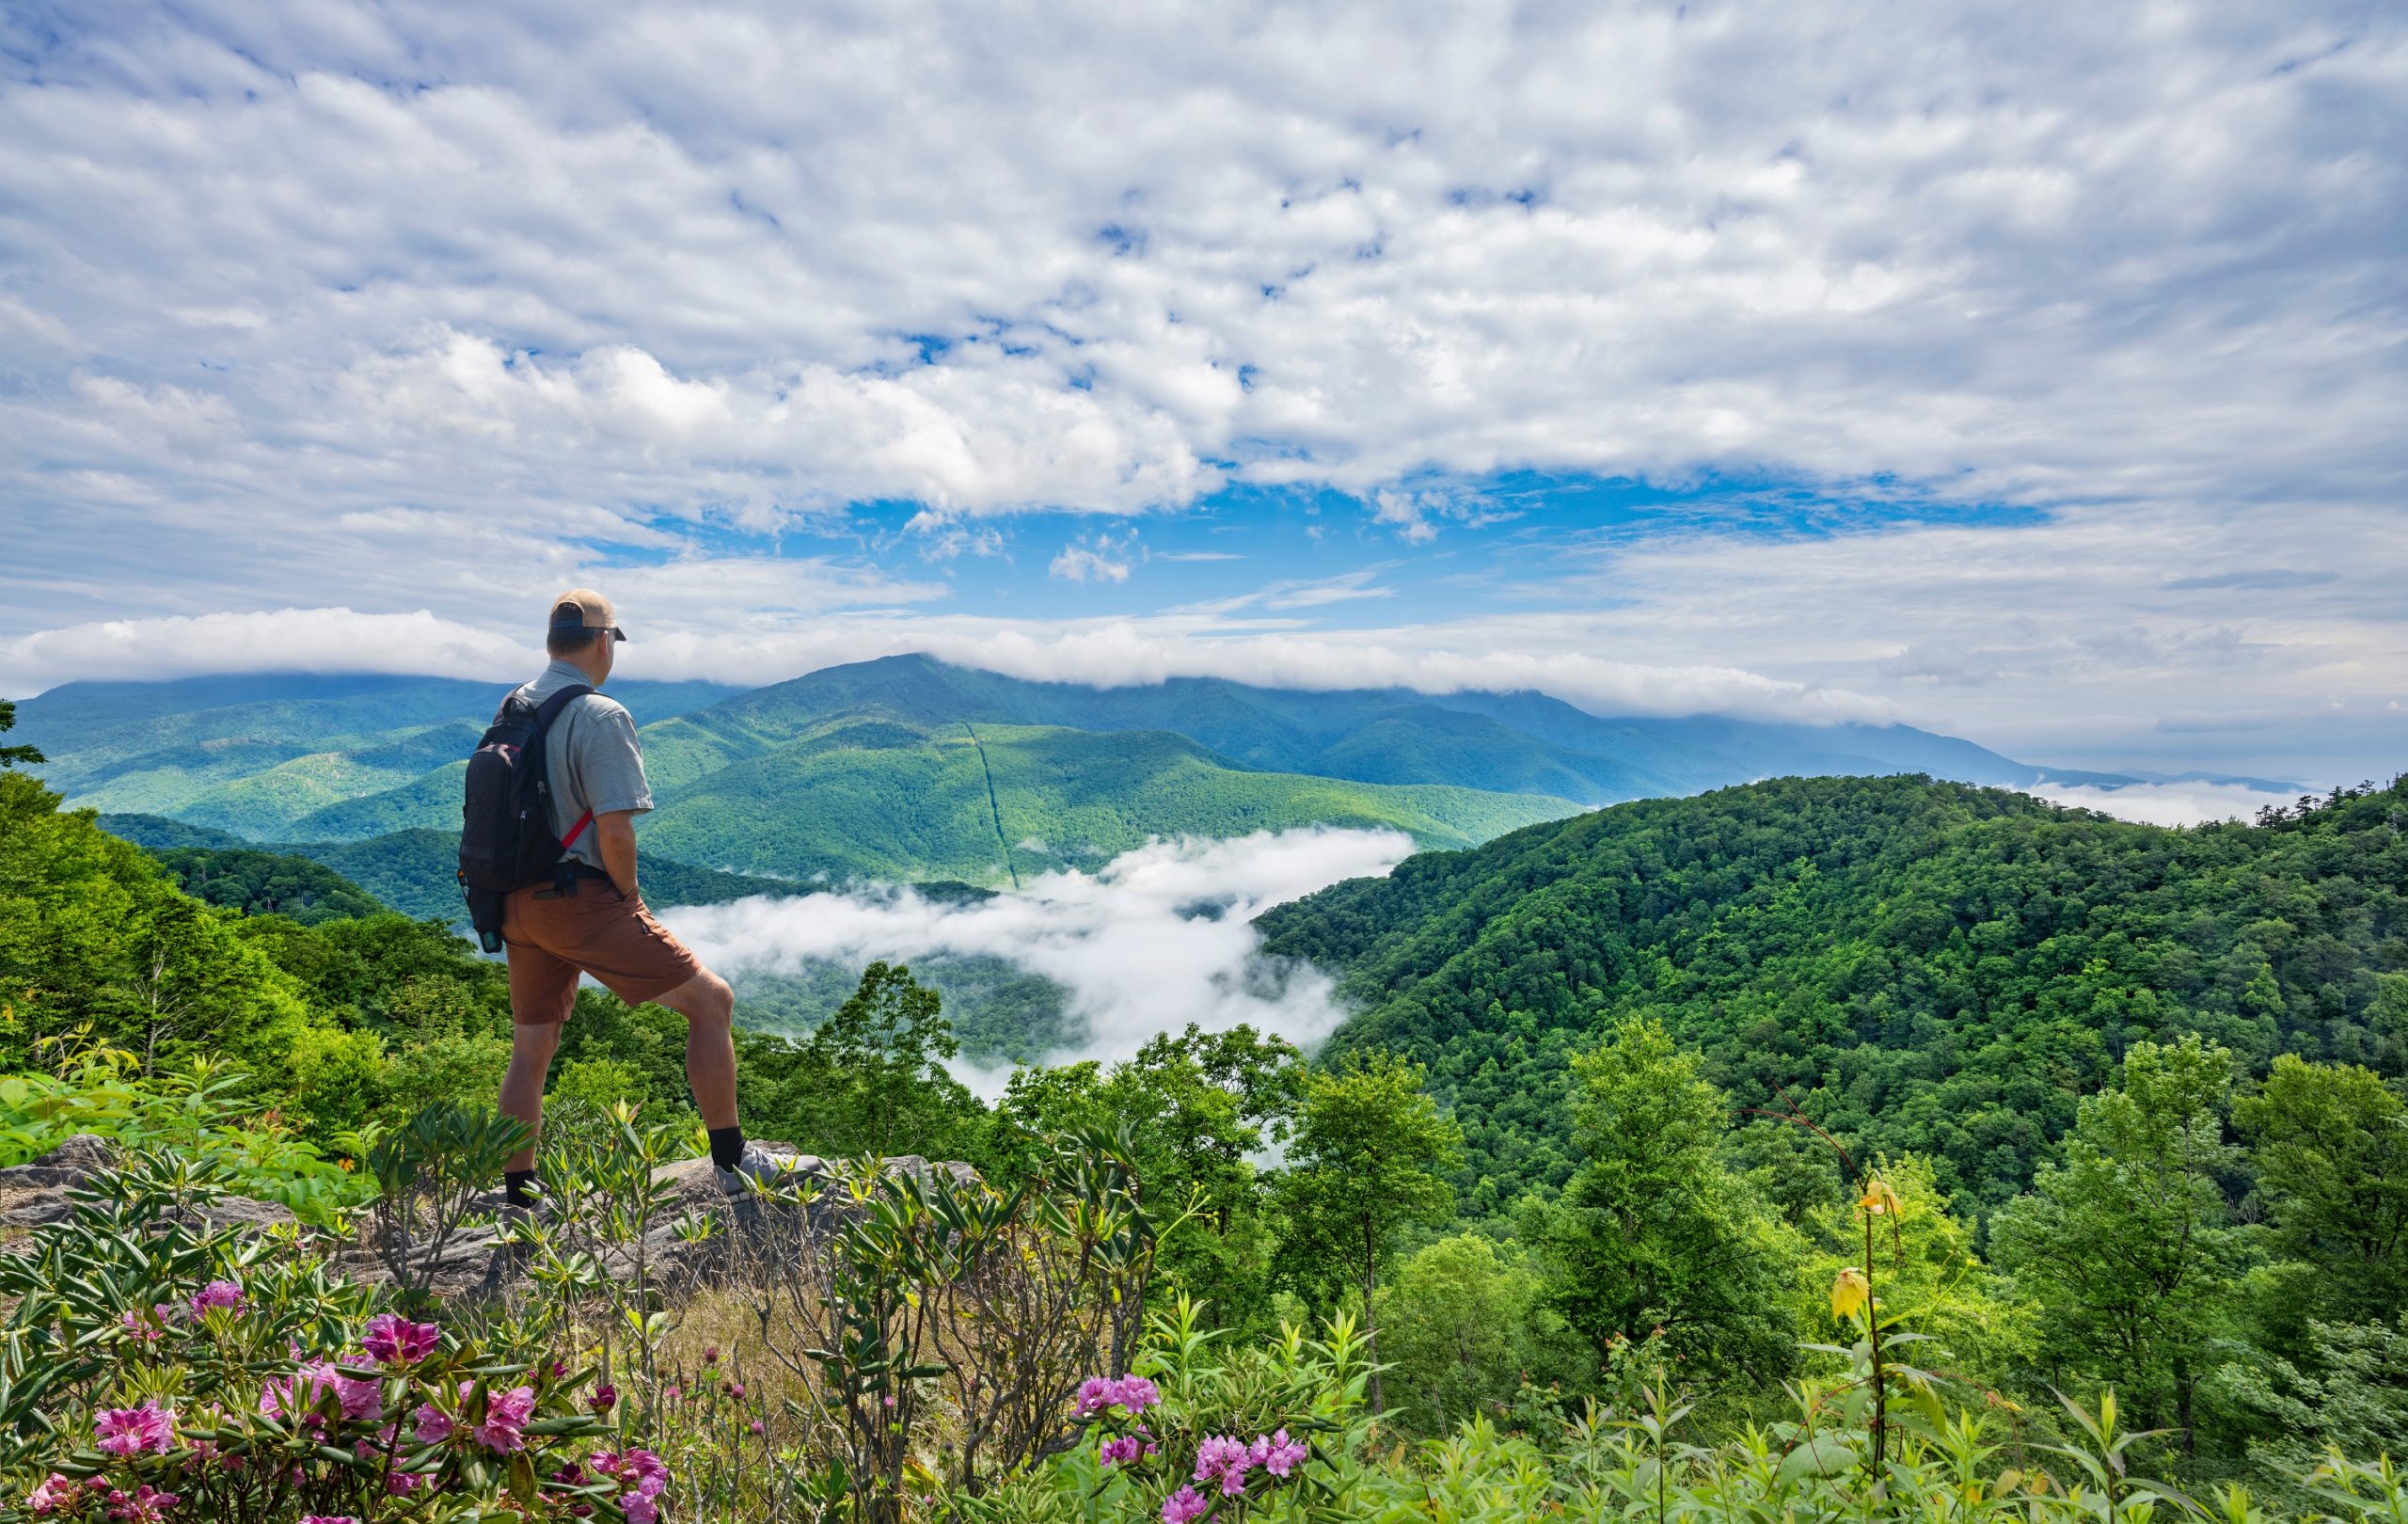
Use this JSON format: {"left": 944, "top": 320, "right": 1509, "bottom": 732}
{"left": 459, "top": 589, "right": 786, "bottom": 1202}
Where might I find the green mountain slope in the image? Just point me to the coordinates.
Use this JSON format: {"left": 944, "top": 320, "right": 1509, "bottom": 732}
{"left": 99, "top": 816, "right": 808, "bottom": 925}
{"left": 638, "top": 653, "right": 2162, "bottom": 803}
{"left": 642, "top": 718, "right": 1580, "bottom": 881}
{"left": 1254, "top": 772, "right": 2408, "bottom": 1217}
{"left": 17, "top": 674, "right": 737, "bottom": 822}
{"left": 148, "top": 843, "right": 386, "bottom": 925}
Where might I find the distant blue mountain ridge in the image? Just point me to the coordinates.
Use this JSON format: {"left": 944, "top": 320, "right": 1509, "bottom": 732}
{"left": 12, "top": 654, "right": 2295, "bottom": 885}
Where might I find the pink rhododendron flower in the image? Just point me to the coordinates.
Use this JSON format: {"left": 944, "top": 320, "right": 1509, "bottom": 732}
{"left": 1076, "top": 1373, "right": 1163, "bottom": 1417}
{"left": 360, "top": 1314, "right": 439, "bottom": 1367}
{"left": 94, "top": 1403, "right": 174, "bottom": 1456}
{"left": 473, "top": 1386, "right": 537, "bottom": 1453}
{"left": 333, "top": 1373, "right": 383, "bottom": 1423}
{"left": 411, "top": 1404, "right": 452, "bottom": 1444}
{"left": 1162, "top": 1484, "right": 1211, "bottom": 1524}
{"left": 118, "top": 1311, "right": 159, "bottom": 1344}
{"left": 188, "top": 1280, "right": 244, "bottom": 1317}
{"left": 592, "top": 1449, "right": 670, "bottom": 1524}
{"left": 26, "top": 1474, "right": 80, "bottom": 1516}
{"left": 588, "top": 1383, "right": 617, "bottom": 1415}
{"left": 1194, "top": 1435, "right": 1256, "bottom": 1496}
{"left": 262, "top": 1361, "right": 382, "bottom": 1425}
{"left": 101, "top": 1484, "right": 177, "bottom": 1522}
{"left": 1261, "top": 1425, "right": 1300, "bottom": 1473}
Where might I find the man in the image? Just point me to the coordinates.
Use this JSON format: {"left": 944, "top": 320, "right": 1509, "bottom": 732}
{"left": 496, "top": 589, "right": 784, "bottom": 1198}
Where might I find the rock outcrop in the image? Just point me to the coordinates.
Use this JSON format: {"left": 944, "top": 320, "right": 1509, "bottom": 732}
{"left": 0, "top": 1134, "right": 299, "bottom": 1234}
{"left": 0, "top": 1135, "right": 974, "bottom": 1299}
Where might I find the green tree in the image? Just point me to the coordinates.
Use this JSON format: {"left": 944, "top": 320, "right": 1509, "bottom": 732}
{"left": 1533, "top": 1015, "right": 1801, "bottom": 1386}
{"left": 0, "top": 773, "right": 321, "bottom": 1089}
{"left": 1272, "top": 1050, "right": 1463, "bottom": 1412}
{"left": 993, "top": 1024, "right": 1302, "bottom": 1327}
{"left": 755, "top": 961, "right": 981, "bottom": 1159}
{"left": 1990, "top": 1034, "right": 2243, "bottom": 1446}
{"left": 1375, "top": 1233, "right": 1574, "bottom": 1433}
{"left": 0, "top": 699, "right": 40, "bottom": 769}
{"left": 2236, "top": 1056, "right": 2408, "bottom": 1323}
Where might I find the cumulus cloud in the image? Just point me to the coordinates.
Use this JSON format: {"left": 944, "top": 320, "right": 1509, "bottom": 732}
{"left": 2026, "top": 781, "right": 2304, "bottom": 829}
{"left": 3, "top": 3, "right": 2400, "bottom": 547}
{"left": 658, "top": 827, "right": 1413, "bottom": 1087}
{"left": 1048, "top": 533, "right": 1137, "bottom": 585}
{"left": 1, "top": 1, "right": 2400, "bottom": 778}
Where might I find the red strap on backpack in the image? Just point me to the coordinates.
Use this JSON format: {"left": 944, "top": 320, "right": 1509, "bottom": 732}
{"left": 561, "top": 809, "right": 595, "bottom": 848}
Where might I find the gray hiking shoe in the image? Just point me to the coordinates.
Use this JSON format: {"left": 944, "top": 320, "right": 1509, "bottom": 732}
{"left": 715, "top": 1142, "right": 817, "bottom": 1196}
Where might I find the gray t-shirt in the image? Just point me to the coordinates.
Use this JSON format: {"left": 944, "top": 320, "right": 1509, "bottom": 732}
{"left": 509, "top": 660, "right": 654, "bottom": 871}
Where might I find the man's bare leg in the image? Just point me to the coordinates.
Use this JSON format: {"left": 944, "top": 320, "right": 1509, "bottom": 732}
{"left": 499, "top": 1019, "right": 564, "bottom": 1174}
{"left": 650, "top": 967, "right": 739, "bottom": 1131}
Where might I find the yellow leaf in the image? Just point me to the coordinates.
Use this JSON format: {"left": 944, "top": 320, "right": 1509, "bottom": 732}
{"left": 1830, "top": 1266, "right": 1870, "bottom": 1322}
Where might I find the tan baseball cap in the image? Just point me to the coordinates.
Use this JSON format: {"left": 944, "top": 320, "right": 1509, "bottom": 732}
{"left": 549, "top": 588, "right": 627, "bottom": 642}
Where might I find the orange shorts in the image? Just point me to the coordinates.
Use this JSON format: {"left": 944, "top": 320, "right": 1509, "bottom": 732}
{"left": 501, "top": 880, "right": 703, "bottom": 1024}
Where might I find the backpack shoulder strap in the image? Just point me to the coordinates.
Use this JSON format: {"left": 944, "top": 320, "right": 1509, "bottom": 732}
{"left": 530, "top": 683, "right": 596, "bottom": 735}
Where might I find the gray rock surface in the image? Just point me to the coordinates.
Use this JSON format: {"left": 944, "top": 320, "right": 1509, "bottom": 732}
{"left": 0, "top": 1133, "right": 299, "bottom": 1233}
{"left": 0, "top": 1134, "right": 974, "bottom": 1297}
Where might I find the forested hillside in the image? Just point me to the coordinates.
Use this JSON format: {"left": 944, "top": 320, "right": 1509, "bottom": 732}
{"left": 1259, "top": 772, "right": 2408, "bottom": 1214}
{"left": 97, "top": 815, "right": 813, "bottom": 923}
{"left": 639, "top": 717, "right": 1576, "bottom": 880}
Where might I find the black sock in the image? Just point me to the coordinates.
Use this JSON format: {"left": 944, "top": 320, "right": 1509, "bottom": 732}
{"left": 707, "top": 1126, "right": 747, "bottom": 1171}
{"left": 504, "top": 1169, "right": 538, "bottom": 1208}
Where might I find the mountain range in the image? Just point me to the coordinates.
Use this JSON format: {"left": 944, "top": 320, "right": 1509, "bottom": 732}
{"left": 13, "top": 654, "right": 2290, "bottom": 894}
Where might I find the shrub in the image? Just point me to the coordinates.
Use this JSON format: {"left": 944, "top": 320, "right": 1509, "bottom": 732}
{"left": 0, "top": 1154, "right": 624, "bottom": 1523}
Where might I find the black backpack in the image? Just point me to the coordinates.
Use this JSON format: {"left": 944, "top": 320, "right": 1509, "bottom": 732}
{"left": 456, "top": 683, "right": 595, "bottom": 951}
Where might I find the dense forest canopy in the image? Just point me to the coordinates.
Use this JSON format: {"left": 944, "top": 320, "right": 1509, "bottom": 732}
{"left": 1259, "top": 772, "right": 2408, "bottom": 1214}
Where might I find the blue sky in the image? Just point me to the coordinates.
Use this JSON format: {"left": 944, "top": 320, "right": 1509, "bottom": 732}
{"left": 1, "top": 0, "right": 2403, "bottom": 788}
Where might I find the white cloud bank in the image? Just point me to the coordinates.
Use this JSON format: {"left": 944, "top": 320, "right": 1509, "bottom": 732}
{"left": 2026, "top": 781, "right": 2301, "bottom": 829}
{"left": 658, "top": 827, "right": 1413, "bottom": 1087}
{"left": 0, "top": 604, "right": 1900, "bottom": 725}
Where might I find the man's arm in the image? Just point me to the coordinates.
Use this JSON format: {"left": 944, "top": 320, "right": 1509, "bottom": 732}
{"left": 593, "top": 810, "right": 640, "bottom": 898}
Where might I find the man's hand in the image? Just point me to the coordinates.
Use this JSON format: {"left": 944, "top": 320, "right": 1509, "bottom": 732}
{"left": 593, "top": 810, "right": 640, "bottom": 899}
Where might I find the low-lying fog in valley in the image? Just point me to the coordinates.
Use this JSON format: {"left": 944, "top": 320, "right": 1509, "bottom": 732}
{"left": 659, "top": 826, "right": 1416, "bottom": 1089}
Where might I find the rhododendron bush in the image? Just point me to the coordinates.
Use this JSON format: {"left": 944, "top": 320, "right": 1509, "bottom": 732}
{"left": 0, "top": 1156, "right": 633, "bottom": 1524}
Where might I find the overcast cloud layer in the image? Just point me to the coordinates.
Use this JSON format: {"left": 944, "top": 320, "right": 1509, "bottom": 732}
{"left": 2, "top": 2, "right": 2402, "bottom": 777}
